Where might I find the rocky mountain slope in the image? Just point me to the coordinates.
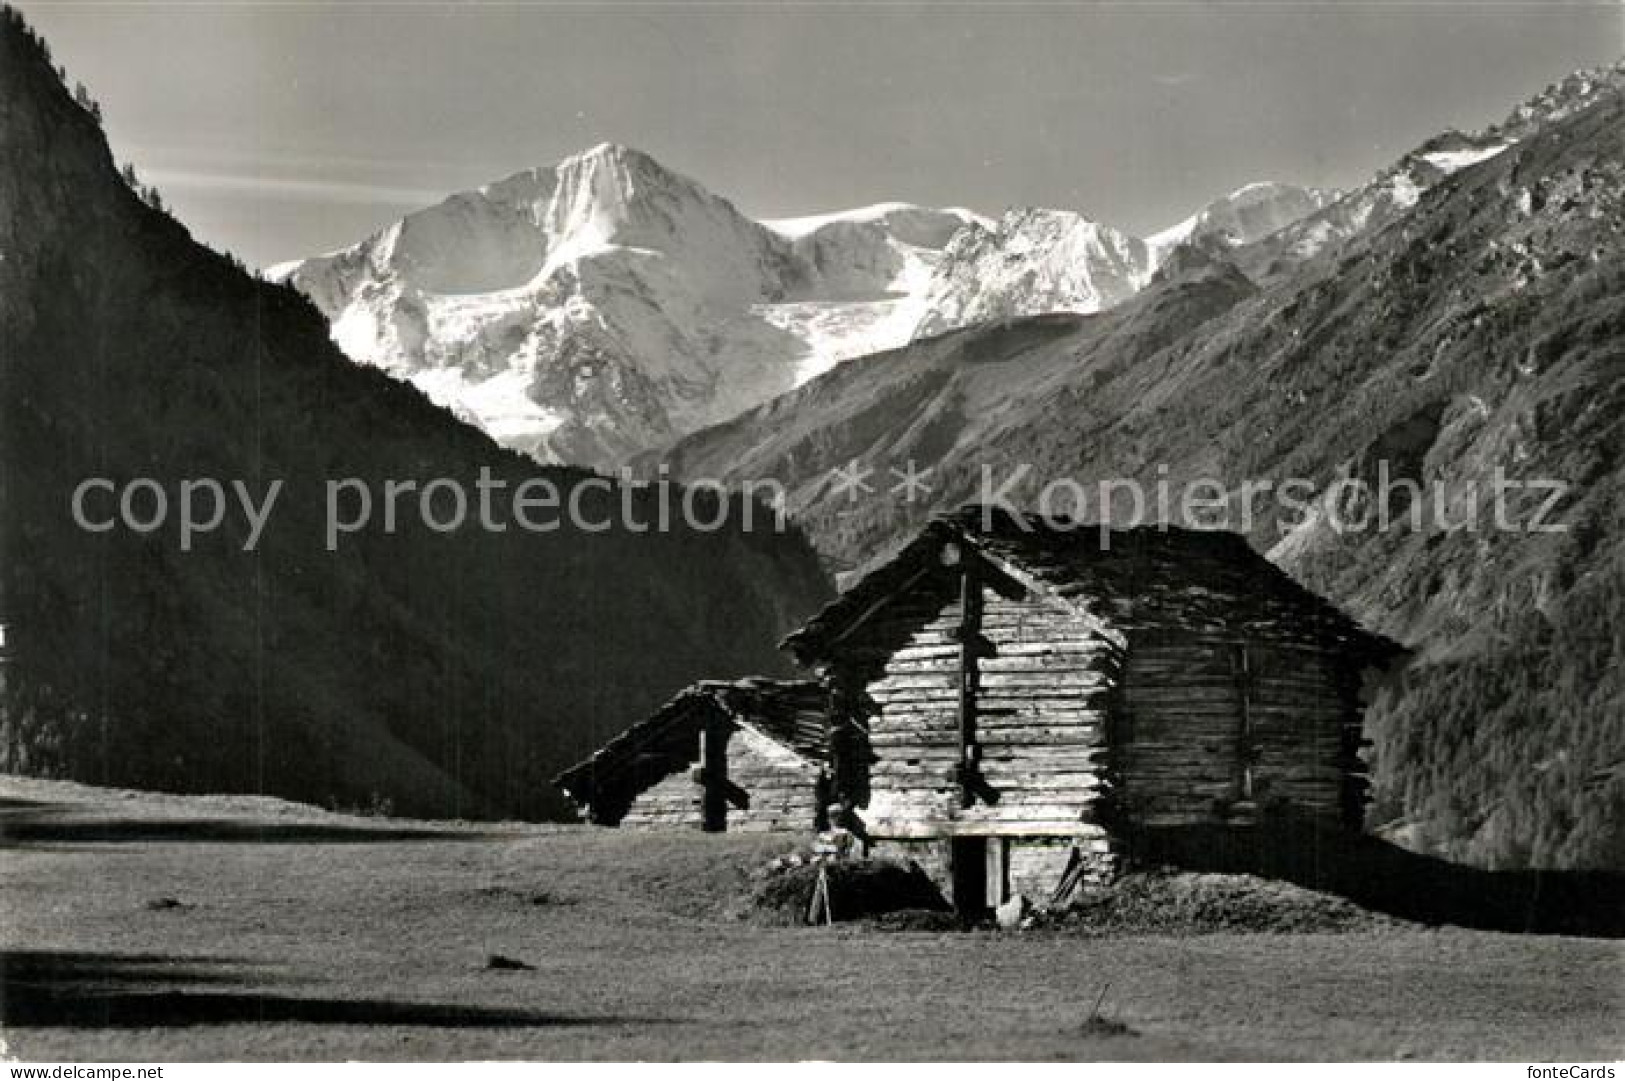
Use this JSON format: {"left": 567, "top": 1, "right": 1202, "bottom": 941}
{"left": 0, "top": 10, "right": 832, "bottom": 820}
{"left": 909, "top": 209, "right": 1153, "bottom": 338}
{"left": 276, "top": 148, "right": 1332, "bottom": 471}
{"left": 658, "top": 81, "right": 1625, "bottom": 870}
{"left": 1235, "top": 62, "right": 1625, "bottom": 283}
{"left": 911, "top": 182, "right": 1339, "bottom": 340}
{"left": 1146, "top": 181, "right": 1340, "bottom": 263}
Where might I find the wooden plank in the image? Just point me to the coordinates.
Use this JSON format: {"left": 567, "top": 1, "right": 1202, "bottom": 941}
{"left": 865, "top": 821, "right": 1105, "bottom": 839}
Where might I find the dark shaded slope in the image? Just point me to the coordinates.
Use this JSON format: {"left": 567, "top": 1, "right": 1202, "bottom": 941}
{"left": 0, "top": 11, "right": 832, "bottom": 819}
{"left": 661, "top": 91, "right": 1625, "bottom": 869}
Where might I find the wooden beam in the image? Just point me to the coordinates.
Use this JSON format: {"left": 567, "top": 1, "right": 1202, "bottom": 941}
{"left": 1234, "top": 643, "right": 1257, "bottom": 803}
{"left": 826, "top": 566, "right": 933, "bottom": 650}
{"left": 957, "top": 561, "right": 983, "bottom": 809}
{"left": 699, "top": 721, "right": 728, "bottom": 832}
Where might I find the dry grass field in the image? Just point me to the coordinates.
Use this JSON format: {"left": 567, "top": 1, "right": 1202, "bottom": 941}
{"left": 1, "top": 776, "right": 1620, "bottom": 1062}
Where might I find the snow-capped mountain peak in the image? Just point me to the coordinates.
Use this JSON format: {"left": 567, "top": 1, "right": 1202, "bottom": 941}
{"left": 277, "top": 143, "right": 1342, "bottom": 466}
{"left": 541, "top": 142, "right": 759, "bottom": 266}
{"left": 905, "top": 183, "right": 1342, "bottom": 341}
{"left": 276, "top": 146, "right": 994, "bottom": 467}
{"left": 909, "top": 208, "right": 1153, "bottom": 340}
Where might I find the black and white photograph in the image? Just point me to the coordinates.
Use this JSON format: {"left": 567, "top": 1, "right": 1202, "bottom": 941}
{"left": 0, "top": 0, "right": 1622, "bottom": 1067}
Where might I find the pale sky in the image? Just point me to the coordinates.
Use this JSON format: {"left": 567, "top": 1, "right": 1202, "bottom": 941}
{"left": 24, "top": 1, "right": 1625, "bottom": 268}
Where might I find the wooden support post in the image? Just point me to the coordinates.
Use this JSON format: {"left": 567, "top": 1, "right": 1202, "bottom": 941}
{"left": 699, "top": 721, "right": 728, "bottom": 833}
{"left": 957, "top": 561, "right": 983, "bottom": 809}
{"left": 821, "top": 675, "right": 841, "bottom": 830}
{"left": 808, "top": 864, "right": 835, "bottom": 926}
{"left": 1231, "top": 643, "right": 1258, "bottom": 816}
{"left": 0, "top": 609, "right": 13, "bottom": 700}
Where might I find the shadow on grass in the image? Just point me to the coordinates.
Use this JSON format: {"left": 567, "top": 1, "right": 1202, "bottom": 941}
{"left": 0, "top": 802, "right": 500, "bottom": 846}
{"left": 0, "top": 950, "right": 641, "bottom": 1030}
{"left": 1129, "top": 820, "right": 1625, "bottom": 938}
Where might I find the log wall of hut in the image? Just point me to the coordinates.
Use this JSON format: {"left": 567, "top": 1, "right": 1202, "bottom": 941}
{"left": 953, "top": 586, "right": 1112, "bottom": 836}
{"left": 1117, "top": 639, "right": 1244, "bottom": 827}
{"left": 724, "top": 726, "right": 826, "bottom": 833}
{"left": 828, "top": 565, "right": 964, "bottom": 836}
{"left": 618, "top": 760, "right": 701, "bottom": 829}
{"left": 1245, "top": 643, "right": 1368, "bottom": 826}
{"left": 618, "top": 724, "right": 823, "bottom": 832}
{"left": 1117, "top": 635, "right": 1364, "bottom": 829}
{"left": 833, "top": 561, "right": 1123, "bottom": 906}
{"left": 840, "top": 567, "right": 1112, "bottom": 839}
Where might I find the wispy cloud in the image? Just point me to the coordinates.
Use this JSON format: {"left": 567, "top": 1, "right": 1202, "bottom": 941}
{"left": 136, "top": 143, "right": 485, "bottom": 177}
{"left": 147, "top": 168, "right": 447, "bottom": 207}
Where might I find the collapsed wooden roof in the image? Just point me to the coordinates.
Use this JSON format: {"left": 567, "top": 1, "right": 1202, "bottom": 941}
{"left": 553, "top": 678, "right": 827, "bottom": 809}
{"left": 781, "top": 505, "right": 1405, "bottom": 667}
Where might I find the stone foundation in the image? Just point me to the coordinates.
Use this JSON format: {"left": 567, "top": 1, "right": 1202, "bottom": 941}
{"left": 869, "top": 834, "right": 1120, "bottom": 911}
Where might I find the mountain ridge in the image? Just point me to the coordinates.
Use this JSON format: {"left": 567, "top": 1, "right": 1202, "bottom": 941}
{"left": 275, "top": 146, "right": 1336, "bottom": 471}
{"left": 1233, "top": 59, "right": 1625, "bottom": 283}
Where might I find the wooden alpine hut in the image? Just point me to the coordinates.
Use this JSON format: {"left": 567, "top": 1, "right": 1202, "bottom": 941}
{"left": 554, "top": 679, "right": 831, "bottom": 832}
{"left": 783, "top": 505, "right": 1405, "bottom": 914}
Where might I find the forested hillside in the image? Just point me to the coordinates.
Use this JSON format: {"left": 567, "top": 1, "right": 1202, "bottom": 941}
{"left": 0, "top": 10, "right": 832, "bottom": 820}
